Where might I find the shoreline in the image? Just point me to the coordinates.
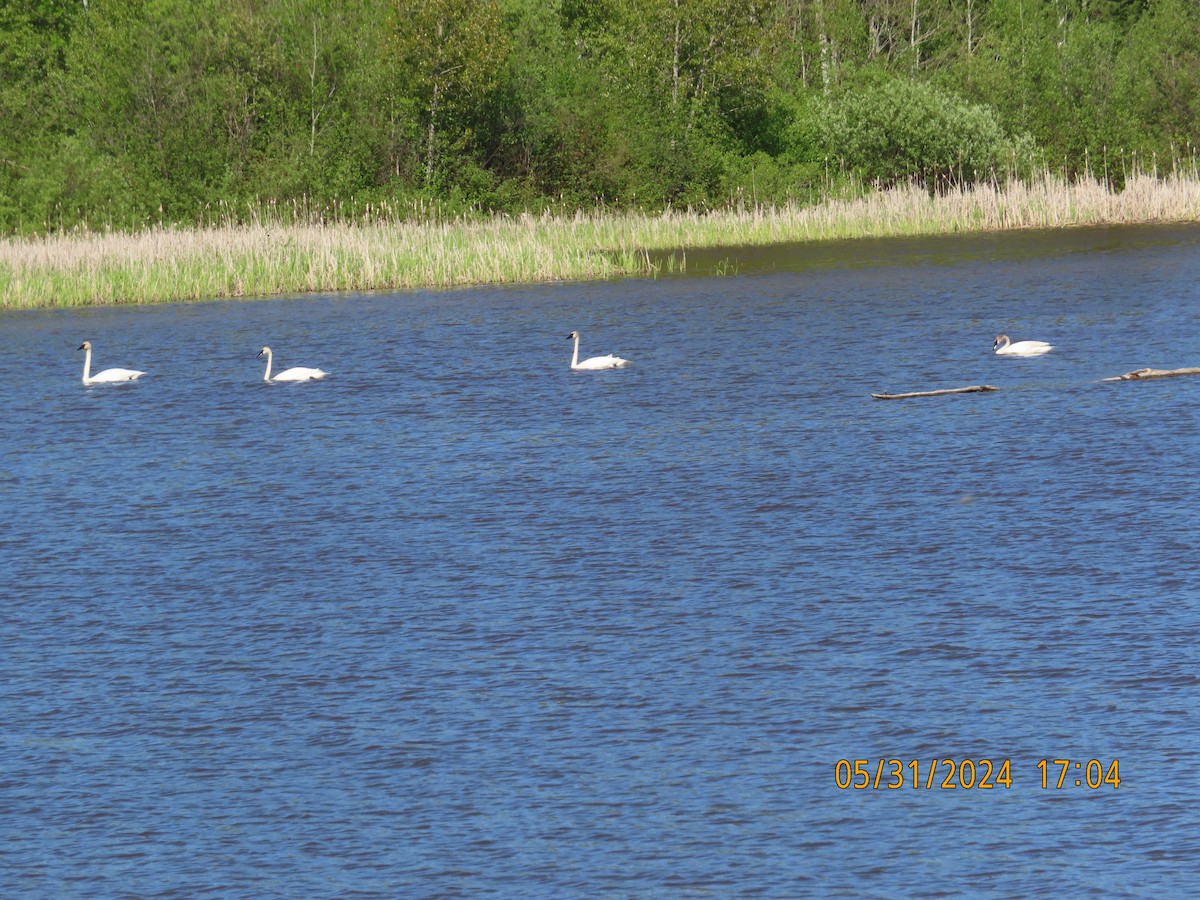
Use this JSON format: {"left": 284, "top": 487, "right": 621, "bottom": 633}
{"left": 3, "top": 173, "right": 1199, "bottom": 310}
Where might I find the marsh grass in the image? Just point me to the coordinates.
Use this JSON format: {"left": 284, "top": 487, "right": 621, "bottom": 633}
{"left": 3, "top": 171, "right": 1199, "bottom": 309}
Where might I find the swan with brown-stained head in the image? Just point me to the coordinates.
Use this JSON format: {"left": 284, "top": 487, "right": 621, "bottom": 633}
{"left": 993, "top": 334, "right": 1054, "bottom": 357}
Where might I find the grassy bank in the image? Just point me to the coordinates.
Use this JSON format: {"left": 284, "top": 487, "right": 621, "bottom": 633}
{"left": 3, "top": 172, "right": 1199, "bottom": 309}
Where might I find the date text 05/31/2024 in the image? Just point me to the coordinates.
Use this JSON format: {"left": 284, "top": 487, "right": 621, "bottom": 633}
{"left": 833, "top": 759, "right": 1122, "bottom": 790}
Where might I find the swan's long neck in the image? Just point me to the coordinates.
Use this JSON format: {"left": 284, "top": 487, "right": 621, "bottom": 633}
{"left": 81, "top": 346, "right": 92, "bottom": 383}
{"left": 262, "top": 350, "right": 273, "bottom": 382}
{"left": 571, "top": 334, "right": 581, "bottom": 369}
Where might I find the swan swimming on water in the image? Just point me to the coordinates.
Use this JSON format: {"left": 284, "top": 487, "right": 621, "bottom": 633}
{"left": 78, "top": 341, "right": 146, "bottom": 384}
{"left": 257, "top": 346, "right": 328, "bottom": 382}
{"left": 993, "top": 334, "right": 1054, "bottom": 356}
{"left": 567, "top": 331, "right": 630, "bottom": 370}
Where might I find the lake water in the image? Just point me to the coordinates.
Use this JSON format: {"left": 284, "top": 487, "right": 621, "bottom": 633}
{"left": 2, "top": 224, "right": 1199, "bottom": 897}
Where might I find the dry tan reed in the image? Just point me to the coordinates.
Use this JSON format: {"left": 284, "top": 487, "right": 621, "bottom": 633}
{"left": 2, "top": 172, "right": 1198, "bottom": 309}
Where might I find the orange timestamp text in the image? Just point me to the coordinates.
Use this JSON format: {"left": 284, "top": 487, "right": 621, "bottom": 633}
{"left": 834, "top": 758, "right": 1121, "bottom": 790}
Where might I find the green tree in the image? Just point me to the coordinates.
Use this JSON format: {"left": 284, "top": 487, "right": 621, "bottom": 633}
{"left": 61, "top": 0, "right": 253, "bottom": 219}
{"left": 244, "top": 0, "right": 381, "bottom": 201}
{"left": 383, "top": 0, "right": 509, "bottom": 191}
{"left": 481, "top": 0, "right": 608, "bottom": 206}
{"left": 0, "top": 0, "right": 83, "bottom": 230}
{"left": 568, "top": 0, "right": 779, "bottom": 206}
{"left": 1117, "top": 0, "right": 1200, "bottom": 164}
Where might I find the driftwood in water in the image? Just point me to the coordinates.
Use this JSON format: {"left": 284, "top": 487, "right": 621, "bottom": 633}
{"left": 1102, "top": 367, "right": 1200, "bottom": 382}
{"left": 871, "top": 384, "right": 999, "bottom": 400}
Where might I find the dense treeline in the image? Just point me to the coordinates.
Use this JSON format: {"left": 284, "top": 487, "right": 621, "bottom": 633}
{"left": 1, "top": 0, "right": 1198, "bottom": 235}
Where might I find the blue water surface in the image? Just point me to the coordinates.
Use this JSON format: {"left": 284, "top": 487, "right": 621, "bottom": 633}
{"left": 2, "top": 224, "right": 1199, "bottom": 897}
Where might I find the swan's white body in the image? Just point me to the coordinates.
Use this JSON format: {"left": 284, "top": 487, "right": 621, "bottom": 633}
{"left": 78, "top": 341, "right": 145, "bottom": 384}
{"left": 258, "top": 346, "right": 327, "bottom": 382}
{"left": 567, "top": 331, "right": 630, "bottom": 370}
{"left": 993, "top": 334, "right": 1054, "bottom": 357}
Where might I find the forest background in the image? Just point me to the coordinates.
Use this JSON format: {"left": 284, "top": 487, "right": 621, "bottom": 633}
{"left": 2, "top": 0, "right": 1199, "bottom": 237}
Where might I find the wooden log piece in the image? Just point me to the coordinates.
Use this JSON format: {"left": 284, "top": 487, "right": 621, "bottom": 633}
{"left": 871, "top": 384, "right": 1000, "bottom": 400}
{"left": 1101, "top": 367, "right": 1200, "bottom": 382}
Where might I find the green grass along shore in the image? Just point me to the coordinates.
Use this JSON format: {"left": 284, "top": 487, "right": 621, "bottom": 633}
{"left": 3, "top": 173, "right": 1199, "bottom": 310}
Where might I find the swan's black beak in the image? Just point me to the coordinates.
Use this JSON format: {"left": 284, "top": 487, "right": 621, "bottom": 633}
{"left": 77, "top": 343, "right": 85, "bottom": 351}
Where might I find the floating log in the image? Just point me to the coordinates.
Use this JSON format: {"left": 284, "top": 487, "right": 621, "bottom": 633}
{"left": 1102, "top": 367, "right": 1200, "bottom": 382}
{"left": 871, "top": 384, "right": 999, "bottom": 400}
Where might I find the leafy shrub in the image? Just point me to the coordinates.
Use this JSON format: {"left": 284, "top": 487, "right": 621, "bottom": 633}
{"left": 815, "top": 78, "right": 1012, "bottom": 187}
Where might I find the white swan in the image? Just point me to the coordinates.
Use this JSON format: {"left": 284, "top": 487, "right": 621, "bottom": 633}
{"left": 993, "top": 334, "right": 1054, "bottom": 356}
{"left": 78, "top": 341, "right": 146, "bottom": 384}
{"left": 567, "top": 331, "right": 630, "bottom": 370}
{"left": 257, "top": 346, "right": 328, "bottom": 382}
